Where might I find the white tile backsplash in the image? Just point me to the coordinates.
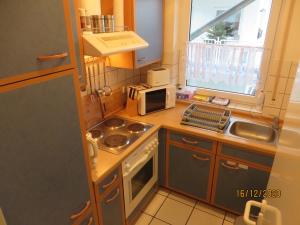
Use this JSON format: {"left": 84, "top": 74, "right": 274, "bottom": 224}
{"left": 262, "top": 106, "right": 280, "bottom": 118}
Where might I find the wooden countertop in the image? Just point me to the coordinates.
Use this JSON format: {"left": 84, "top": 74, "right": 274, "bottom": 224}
{"left": 91, "top": 102, "right": 278, "bottom": 183}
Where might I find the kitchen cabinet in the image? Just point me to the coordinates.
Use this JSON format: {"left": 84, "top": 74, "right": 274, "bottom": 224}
{"left": 103, "top": 0, "right": 163, "bottom": 69}
{"left": 95, "top": 167, "right": 126, "bottom": 225}
{"left": 100, "top": 186, "right": 125, "bottom": 225}
{"left": 0, "top": 71, "right": 94, "bottom": 225}
{"left": 0, "top": 0, "right": 75, "bottom": 85}
{"left": 212, "top": 156, "right": 270, "bottom": 215}
{"left": 167, "top": 144, "right": 214, "bottom": 201}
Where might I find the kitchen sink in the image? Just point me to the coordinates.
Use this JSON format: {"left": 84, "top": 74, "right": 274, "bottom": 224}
{"left": 228, "top": 120, "right": 278, "bottom": 144}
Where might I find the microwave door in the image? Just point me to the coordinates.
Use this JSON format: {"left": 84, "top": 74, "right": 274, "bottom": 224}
{"left": 146, "top": 89, "right": 166, "bottom": 113}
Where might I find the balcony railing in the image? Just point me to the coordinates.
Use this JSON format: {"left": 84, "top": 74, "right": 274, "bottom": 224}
{"left": 185, "top": 42, "right": 264, "bottom": 95}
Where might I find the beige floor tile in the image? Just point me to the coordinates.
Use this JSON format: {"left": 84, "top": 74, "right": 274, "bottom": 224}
{"left": 223, "top": 221, "right": 234, "bottom": 225}
{"left": 186, "top": 209, "right": 223, "bottom": 225}
{"left": 157, "top": 187, "right": 170, "bottom": 197}
{"left": 168, "top": 192, "right": 196, "bottom": 207}
{"left": 144, "top": 194, "right": 167, "bottom": 216}
{"left": 134, "top": 213, "right": 153, "bottom": 225}
{"left": 150, "top": 218, "right": 170, "bottom": 225}
{"left": 195, "top": 202, "right": 225, "bottom": 219}
{"left": 156, "top": 198, "right": 193, "bottom": 225}
{"left": 225, "top": 212, "right": 238, "bottom": 223}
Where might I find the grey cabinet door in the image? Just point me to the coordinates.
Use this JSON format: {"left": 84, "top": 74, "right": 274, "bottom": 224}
{"left": 80, "top": 214, "right": 95, "bottom": 225}
{"left": 213, "top": 157, "right": 270, "bottom": 215}
{"left": 100, "top": 187, "right": 125, "bottom": 225}
{"left": 168, "top": 145, "right": 212, "bottom": 201}
{"left": 0, "top": 0, "right": 72, "bottom": 81}
{"left": 0, "top": 72, "right": 91, "bottom": 225}
{"left": 135, "top": 0, "right": 163, "bottom": 67}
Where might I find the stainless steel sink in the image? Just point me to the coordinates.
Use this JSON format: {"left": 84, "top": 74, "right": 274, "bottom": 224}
{"left": 228, "top": 120, "right": 278, "bottom": 144}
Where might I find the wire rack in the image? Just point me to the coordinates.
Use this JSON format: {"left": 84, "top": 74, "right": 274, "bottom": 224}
{"left": 181, "top": 104, "right": 231, "bottom": 133}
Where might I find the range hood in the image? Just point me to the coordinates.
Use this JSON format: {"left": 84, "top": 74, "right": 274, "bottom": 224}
{"left": 82, "top": 31, "right": 149, "bottom": 56}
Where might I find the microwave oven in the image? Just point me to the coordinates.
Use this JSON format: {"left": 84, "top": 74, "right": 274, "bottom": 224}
{"left": 138, "top": 84, "right": 176, "bottom": 115}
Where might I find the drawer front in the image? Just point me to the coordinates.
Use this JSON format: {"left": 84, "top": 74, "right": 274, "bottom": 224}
{"left": 98, "top": 168, "right": 120, "bottom": 194}
{"left": 169, "top": 131, "right": 214, "bottom": 151}
{"left": 168, "top": 144, "right": 212, "bottom": 201}
{"left": 220, "top": 144, "right": 274, "bottom": 167}
{"left": 213, "top": 157, "right": 270, "bottom": 215}
{"left": 100, "top": 186, "right": 125, "bottom": 225}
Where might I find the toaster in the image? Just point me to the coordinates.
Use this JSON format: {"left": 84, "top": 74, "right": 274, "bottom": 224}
{"left": 147, "top": 67, "right": 170, "bottom": 87}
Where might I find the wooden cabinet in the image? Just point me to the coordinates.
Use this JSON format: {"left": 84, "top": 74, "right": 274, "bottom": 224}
{"left": 134, "top": 0, "right": 163, "bottom": 67}
{"left": 212, "top": 157, "right": 270, "bottom": 215}
{"left": 104, "top": 0, "right": 163, "bottom": 69}
{"left": 167, "top": 144, "right": 214, "bottom": 201}
{"left": 0, "top": 0, "right": 75, "bottom": 85}
{"left": 166, "top": 130, "right": 215, "bottom": 201}
{"left": 100, "top": 186, "right": 125, "bottom": 225}
{"left": 95, "top": 167, "right": 126, "bottom": 225}
{"left": 0, "top": 71, "right": 94, "bottom": 225}
{"left": 211, "top": 143, "right": 274, "bottom": 215}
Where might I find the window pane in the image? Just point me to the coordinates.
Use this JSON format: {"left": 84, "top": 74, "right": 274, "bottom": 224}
{"left": 188, "top": 0, "right": 272, "bottom": 95}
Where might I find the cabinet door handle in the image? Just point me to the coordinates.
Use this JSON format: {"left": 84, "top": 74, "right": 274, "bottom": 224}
{"left": 88, "top": 217, "right": 94, "bottom": 225}
{"left": 192, "top": 154, "right": 210, "bottom": 161}
{"left": 105, "top": 189, "right": 120, "bottom": 204}
{"left": 37, "top": 52, "right": 68, "bottom": 61}
{"left": 182, "top": 137, "right": 198, "bottom": 145}
{"left": 70, "top": 200, "right": 91, "bottom": 220}
{"left": 221, "top": 162, "right": 240, "bottom": 170}
{"left": 102, "top": 174, "right": 118, "bottom": 190}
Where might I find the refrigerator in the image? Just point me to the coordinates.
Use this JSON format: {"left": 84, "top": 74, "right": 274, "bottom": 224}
{"left": 243, "top": 64, "right": 300, "bottom": 225}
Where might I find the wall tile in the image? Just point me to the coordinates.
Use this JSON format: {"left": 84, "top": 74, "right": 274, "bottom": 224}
{"left": 282, "top": 95, "right": 290, "bottom": 110}
{"left": 285, "top": 78, "right": 295, "bottom": 95}
{"left": 264, "top": 76, "right": 287, "bottom": 93}
{"left": 289, "top": 62, "right": 299, "bottom": 78}
{"left": 262, "top": 106, "right": 280, "bottom": 118}
{"left": 264, "top": 92, "right": 284, "bottom": 108}
{"left": 280, "top": 110, "right": 286, "bottom": 120}
{"left": 268, "top": 60, "right": 292, "bottom": 77}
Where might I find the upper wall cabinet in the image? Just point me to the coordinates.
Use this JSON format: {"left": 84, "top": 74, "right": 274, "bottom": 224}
{"left": 0, "top": 0, "right": 75, "bottom": 85}
{"left": 105, "top": 0, "right": 163, "bottom": 69}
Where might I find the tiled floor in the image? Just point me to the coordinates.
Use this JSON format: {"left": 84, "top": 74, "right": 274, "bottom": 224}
{"left": 134, "top": 188, "right": 238, "bottom": 225}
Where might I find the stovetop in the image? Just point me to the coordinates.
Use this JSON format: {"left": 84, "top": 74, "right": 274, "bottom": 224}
{"left": 88, "top": 117, "right": 153, "bottom": 154}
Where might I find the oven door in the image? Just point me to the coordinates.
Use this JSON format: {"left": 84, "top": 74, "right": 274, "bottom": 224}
{"left": 123, "top": 149, "right": 158, "bottom": 217}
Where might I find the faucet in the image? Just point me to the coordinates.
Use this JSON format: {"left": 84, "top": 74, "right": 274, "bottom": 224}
{"left": 272, "top": 116, "right": 280, "bottom": 130}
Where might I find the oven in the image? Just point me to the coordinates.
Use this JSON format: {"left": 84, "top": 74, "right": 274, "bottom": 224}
{"left": 122, "top": 133, "right": 158, "bottom": 218}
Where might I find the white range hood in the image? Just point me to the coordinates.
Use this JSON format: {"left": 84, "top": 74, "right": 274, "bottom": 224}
{"left": 82, "top": 31, "right": 149, "bottom": 56}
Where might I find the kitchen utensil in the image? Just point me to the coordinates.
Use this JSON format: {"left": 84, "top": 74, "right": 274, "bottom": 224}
{"left": 87, "top": 66, "right": 93, "bottom": 95}
{"left": 91, "top": 15, "right": 105, "bottom": 33}
{"left": 102, "top": 60, "right": 112, "bottom": 96}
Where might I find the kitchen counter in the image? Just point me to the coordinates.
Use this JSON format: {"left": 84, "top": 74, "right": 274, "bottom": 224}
{"left": 91, "top": 102, "right": 278, "bottom": 183}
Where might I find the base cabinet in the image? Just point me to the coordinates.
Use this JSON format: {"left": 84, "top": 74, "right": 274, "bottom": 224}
{"left": 167, "top": 144, "right": 213, "bottom": 201}
{"left": 95, "top": 168, "right": 125, "bottom": 225}
{"left": 212, "top": 157, "right": 270, "bottom": 215}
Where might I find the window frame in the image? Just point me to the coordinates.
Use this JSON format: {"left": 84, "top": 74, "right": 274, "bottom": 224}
{"left": 179, "top": 0, "right": 283, "bottom": 106}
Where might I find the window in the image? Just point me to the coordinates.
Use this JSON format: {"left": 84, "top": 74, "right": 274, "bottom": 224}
{"left": 187, "top": 0, "right": 273, "bottom": 96}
